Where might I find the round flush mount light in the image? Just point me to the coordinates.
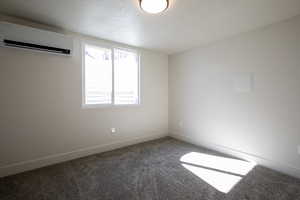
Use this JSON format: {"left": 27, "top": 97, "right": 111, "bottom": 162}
{"left": 139, "top": 0, "right": 169, "bottom": 14}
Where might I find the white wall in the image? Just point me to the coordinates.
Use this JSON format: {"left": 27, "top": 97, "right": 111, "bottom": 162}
{"left": 0, "top": 17, "right": 168, "bottom": 177}
{"left": 169, "top": 15, "right": 300, "bottom": 178}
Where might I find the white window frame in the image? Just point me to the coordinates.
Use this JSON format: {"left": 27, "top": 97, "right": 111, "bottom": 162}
{"left": 82, "top": 41, "right": 141, "bottom": 108}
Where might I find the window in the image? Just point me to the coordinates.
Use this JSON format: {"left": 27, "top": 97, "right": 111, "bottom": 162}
{"left": 83, "top": 43, "right": 140, "bottom": 107}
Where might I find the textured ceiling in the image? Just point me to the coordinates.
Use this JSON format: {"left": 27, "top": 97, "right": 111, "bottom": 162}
{"left": 0, "top": 0, "right": 300, "bottom": 54}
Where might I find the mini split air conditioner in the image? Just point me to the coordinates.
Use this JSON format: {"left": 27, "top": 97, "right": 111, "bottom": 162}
{"left": 0, "top": 22, "right": 73, "bottom": 56}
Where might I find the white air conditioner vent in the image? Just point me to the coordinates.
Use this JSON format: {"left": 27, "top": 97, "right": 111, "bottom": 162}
{"left": 0, "top": 22, "right": 73, "bottom": 56}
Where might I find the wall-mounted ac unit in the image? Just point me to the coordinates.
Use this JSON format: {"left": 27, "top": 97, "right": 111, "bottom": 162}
{"left": 0, "top": 22, "right": 73, "bottom": 56}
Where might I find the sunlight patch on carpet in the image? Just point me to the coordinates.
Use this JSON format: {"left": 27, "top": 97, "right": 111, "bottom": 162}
{"left": 180, "top": 152, "right": 256, "bottom": 193}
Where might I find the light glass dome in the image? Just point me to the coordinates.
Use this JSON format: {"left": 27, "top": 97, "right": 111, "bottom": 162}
{"left": 140, "top": 0, "right": 169, "bottom": 14}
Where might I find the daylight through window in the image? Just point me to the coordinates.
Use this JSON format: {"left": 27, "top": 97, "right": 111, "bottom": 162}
{"left": 83, "top": 44, "right": 140, "bottom": 106}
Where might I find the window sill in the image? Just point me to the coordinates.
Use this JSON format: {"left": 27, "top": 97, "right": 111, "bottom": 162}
{"left": 81, "top": 103, "right": 141, "bottom": 109}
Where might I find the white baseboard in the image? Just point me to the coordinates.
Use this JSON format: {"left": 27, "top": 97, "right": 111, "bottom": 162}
{"left": 171, "top": 132, "right": 300, "bottom": 179}
{"left": 0, "top": 133, "right": 168, "bottom": 178}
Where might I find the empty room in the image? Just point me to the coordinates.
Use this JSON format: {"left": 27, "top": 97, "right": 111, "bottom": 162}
{"left": 1, "top": 0, "right": 300, "bottom": 199}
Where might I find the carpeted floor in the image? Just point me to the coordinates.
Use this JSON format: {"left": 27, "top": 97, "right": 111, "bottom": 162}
{"left": 1, "top": 137, "right": 300, "bottom": 200}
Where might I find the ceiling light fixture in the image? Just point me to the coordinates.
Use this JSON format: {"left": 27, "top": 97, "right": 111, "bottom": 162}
{"left": 139, "top": 0, "right": 169, "bottom": 14}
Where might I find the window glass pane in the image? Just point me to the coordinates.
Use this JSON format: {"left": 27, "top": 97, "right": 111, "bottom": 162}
{"left": 85, "top": 45, "right": 112, "bottom": 104}
{"left": 114, "top": 49, "right": 139, "bottom": 105}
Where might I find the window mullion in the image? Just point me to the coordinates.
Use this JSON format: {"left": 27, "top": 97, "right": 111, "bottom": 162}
{"left": 111, "top": 48, "right": 115, "bottom": 105}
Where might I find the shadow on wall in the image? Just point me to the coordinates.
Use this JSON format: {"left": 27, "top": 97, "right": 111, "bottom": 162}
{"left": 180, "top": 152, "right": 256, "bottom": 193}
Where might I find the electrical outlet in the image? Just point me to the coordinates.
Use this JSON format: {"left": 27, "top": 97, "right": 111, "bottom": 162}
{"left": 111, "top": 128, "right": 116, "bottom": 134}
